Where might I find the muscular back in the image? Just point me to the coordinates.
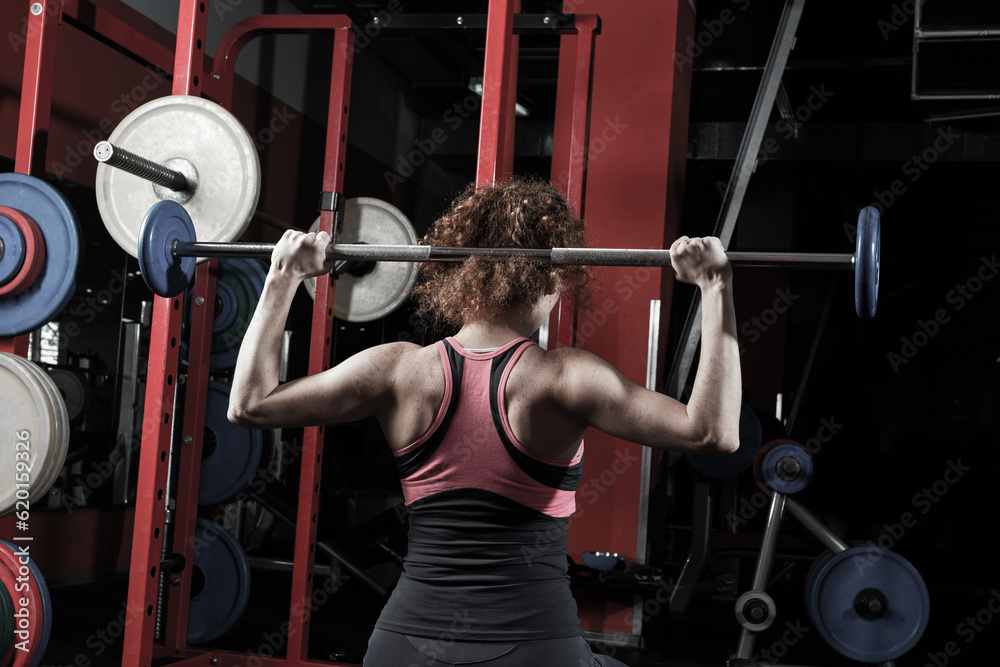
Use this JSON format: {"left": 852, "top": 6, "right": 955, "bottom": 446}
{"left": 378, "top": 341, "right": 587, "bottom": 463}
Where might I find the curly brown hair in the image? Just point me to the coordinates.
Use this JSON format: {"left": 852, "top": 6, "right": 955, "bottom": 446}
{"left": 413, "top": 177, "right": 589, "bottom": 328}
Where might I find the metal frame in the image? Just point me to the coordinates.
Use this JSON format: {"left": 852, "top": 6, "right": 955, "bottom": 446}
{"left": 665, "top": 0, "right": 807, "bottom": 400}
{"left": 911, "top": 0, "right": 1000, "bottom": 101}
{"left": 1, "top": 1, "right": 600, "bottom": 663}
{"left": 0, "top": 0, "right": 63, "bottom": 542}
{"left": 667, "top": 0, "right": 807, "bottom": 616}
{"left": 120, "top": 5, "right": 598, "bottom": 667}
{"left": 548, "top": 14, "right": 599, "bottom": 351}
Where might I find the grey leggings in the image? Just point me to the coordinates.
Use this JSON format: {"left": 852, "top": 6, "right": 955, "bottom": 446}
{"left": 363, "top": 629, "right": 630, "bottom": 667}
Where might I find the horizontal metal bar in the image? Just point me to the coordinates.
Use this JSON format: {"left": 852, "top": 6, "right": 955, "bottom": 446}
{"left": 358, "top": 13, "right": 582, "bottom": 34}
{"left": 726, "top": 251, "right": 853, "bottom": 270}
{"left": 173, "top": 240, "right": 854, "bottom": 270}
{"left": 911, "top": 92, "right": 1000, "bottom": 101}
{"left": 246, "top": 555, "right": 339, "bottom": 578}
{"left": 916, "top": 27, "right": 1000, "bottom": 40}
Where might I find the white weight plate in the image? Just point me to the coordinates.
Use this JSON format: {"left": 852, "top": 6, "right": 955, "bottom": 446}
{"left": 15, "top": 358, "right": 70, "bottom": 504}
{"left": 0, "top": 354, "right": 55, "bottom": 514}
{"left": 96, "top": 95, "right": 260, "bottom": 258}
{"left": 303, "top": 198, "right": 418, "bottom": 322}
{"left": 47, "top": 368, "right": 87, "bottom": 422}
{"left": 1, "top": 354, "right": 62, "bottom": 508}
{"left": 6, "top": 356, "right": 68, "bottom": 505}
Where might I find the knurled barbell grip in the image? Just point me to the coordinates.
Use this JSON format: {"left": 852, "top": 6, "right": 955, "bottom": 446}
{"left": 94, "top": 141, "right": 190, "bottom": 192}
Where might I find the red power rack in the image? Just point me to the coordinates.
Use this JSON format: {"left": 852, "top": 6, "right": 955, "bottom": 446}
{"left": 1, "top": 1, "right": 599, "bottom": 664}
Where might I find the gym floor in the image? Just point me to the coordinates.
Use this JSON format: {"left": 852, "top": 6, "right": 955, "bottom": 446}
{"left": 41, "top": 555, "right": 1000, "bottom": 667}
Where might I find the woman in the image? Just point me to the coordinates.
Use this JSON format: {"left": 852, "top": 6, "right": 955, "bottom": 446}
{"left": 229, "top": 178, "right": 741, "bottom": 666}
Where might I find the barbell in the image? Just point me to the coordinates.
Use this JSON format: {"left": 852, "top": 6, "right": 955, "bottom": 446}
{"left": 137, "top": 198, "right": 881, "bottom": 318}
{"left": 92, "top": 95, "right": 879, "bottom": 319}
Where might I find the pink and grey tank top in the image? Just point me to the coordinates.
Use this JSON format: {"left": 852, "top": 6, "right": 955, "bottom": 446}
{"left": 375, "top": 337, "right": 586, "bottom": 640}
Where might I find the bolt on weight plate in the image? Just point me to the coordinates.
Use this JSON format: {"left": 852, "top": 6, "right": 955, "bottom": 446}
{"left": 804, "top": 544, "right": 929, "bottom": 662}
{"left": 0, "top": 538, "right": 53, "bottom": 667}
{"left": 197, "top": 381, "right": 263, "bottom": 506}
{"left": 5, "top": 354, "right": 70, "bottom": 506}
{"left": 196, "top": 257, "right": 267, "bottom": 369}
{"left": 0, "top": 354, "right": 57, "bottom": 514}
{"left": 0, "top": 574, "right": 15, "bottom": 660}
{"left": 0, "top": 174, "right": 81, "bottom": 337}
{"left": 138, "top": 200, "right": 197, "bottom": 298}
{"left": 304, "top": 198, "right": 419, "bottom": 322}
{"left": 188, "top": 519, "right": 251, "bottom": 644}
{"left": 855, "top": 205, "right": 880, "bottom": 319}
{"left": 753, "top": 439, "right": 814, "bottom": 494}
{"left": 21, "top": 358, "right": 71, "bottom": 504}
{"left": 0, "top": 213, "right": 28, "bottom": 288}
{"left": 96, "top": 95, "right": 260, "bottom": 259}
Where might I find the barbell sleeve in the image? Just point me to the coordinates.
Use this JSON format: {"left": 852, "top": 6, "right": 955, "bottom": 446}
{"left": 94, "top": 141, "right": 191, "bottom": 192}
{"left": 172, "top": 240, "right": 855, "bottom": 271}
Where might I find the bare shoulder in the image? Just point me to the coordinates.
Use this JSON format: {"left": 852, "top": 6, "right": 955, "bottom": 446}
{"left": 533, "top": 344, "right": 614, "bottom": 378}
{"left": 362, "top": 340, "right": 443, "bottom": 392}
{"left": 514, "top": 344, "right": 618, "bottom": 396}
{"left": 519, "top": 344, "right": 634, "bottom": 415}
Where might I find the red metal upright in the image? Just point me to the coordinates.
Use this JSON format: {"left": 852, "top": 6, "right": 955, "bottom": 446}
{"left": 123, "top": 0, "right": 213, "bottom": 665}
{"left": 0, "top": 0, "right": 61, "bottom": 358}
{"left": 548, "top": 14, "right": 599, "bottom": 352}
{"left": 286, "top": 16, "right": 354, "bottom": 662}
{"left": 562, "top": 0, "right": 696, "bottom": 639}
{"left": 14, "top": 0, "right": 60, "bottom": 177}
{"left": 476, "top": 0, "right": 520, "bottom": 184}
{"left": 162, "top": 263, "right": 217, "bottom": 653}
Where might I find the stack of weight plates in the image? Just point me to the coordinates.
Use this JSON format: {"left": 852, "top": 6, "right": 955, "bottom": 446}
{"left": 0, "top": 353, "right": 70, "bottom": 514}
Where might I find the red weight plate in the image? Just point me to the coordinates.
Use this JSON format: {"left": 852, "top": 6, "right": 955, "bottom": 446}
{"left": 0, "top": 206, "right": 45, "bottom": 299}
{"left": 0, "top": 544, "right": 43, "bottom": 667}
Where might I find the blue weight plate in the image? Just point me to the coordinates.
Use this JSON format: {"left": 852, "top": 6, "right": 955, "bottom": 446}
{"left": 181, "top": 257, "right": 266, "bottom": 369}
{"left": 0, "top": 174, "right": 81, "bottom": 337}
{"left": 0, "top": 539, "right": 52, "bottom": 667}
{"left": 199, "top": 381, "right": 263, "bottom": 506}
{"left": 760, "top": 441, "right": 813, "bottom": 494}
{"left": 0, "top": 574, "right": 14, "bottom": 658}
{"left": 0, "top": 213, "right": 27, "bottom": 286}
{"left": 209, "top": 258, "right": 265, "bottom": 369}
{"left": 138, "top": 200, "right": 197, "bottom": 298}
{"left": 188, "top": 519, "right": 251, "bottom": 644}
{"left": 805, "top": 545, "right": 929, "bottom": 662}
{"left": 855, "top": 206, "right": 880, "bottom": 320}
{"left": 212, "top": 278, "right": 238, "bottom": 333}
{"left": 685, "top": 401, "right": 763, "bottom": 478}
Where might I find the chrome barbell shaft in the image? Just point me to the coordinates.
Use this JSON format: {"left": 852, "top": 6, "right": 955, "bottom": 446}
{"left": 94, "top": 141, "right": 190, "bottom": 192}
{"left": 172, "top": 240, "right": 855, "bottom": 271}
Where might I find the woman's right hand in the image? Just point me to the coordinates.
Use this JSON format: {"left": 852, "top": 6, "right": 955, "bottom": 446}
{"left": 270, "top": 229, "right": 335, "bottom": 282}
{"left": 669, "top": 236, "right": 732, "bottom": 289}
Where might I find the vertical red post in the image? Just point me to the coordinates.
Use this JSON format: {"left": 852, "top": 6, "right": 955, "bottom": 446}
{"left": 548, "top": 15, "right": 599, "bottom": 352}
{"left": 0, "top": 0, "right": 61, "bottom": 358}
{"left": 476, "top": 0, "right": 520, "bottom": 185}
{"left": 14, "top": 0, "right": 60, "bottom": 177}
{"left": 286, "top": 17, "right": 354, "bottom": 661}
{"left": 123, "top": 0, "right": 211, "bottom": 664}
{"left": 562, "top": 0, "right": 695, "bottom": 637}
{"left": 163, "top": 264, "right": 217, "bottom": 652}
